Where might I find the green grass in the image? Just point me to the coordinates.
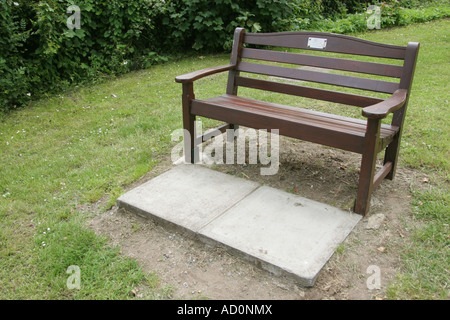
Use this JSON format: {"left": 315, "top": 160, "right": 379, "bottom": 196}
{"left": 357, "top": 20, "right": 450, "bottom": 300}
{"left": 0, "top": 58, "right": 222, "bottom": 299}
{"left": 353, "top": 21, "right": 449, "bottom": 299}
{"left": 1, "top": 20, "right": 449, "bottom": 299}
{"left": 387, "top": 187, "right": 449, "bottom": 299}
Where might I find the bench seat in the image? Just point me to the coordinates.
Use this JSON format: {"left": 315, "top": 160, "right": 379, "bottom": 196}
{"left": 192, "top": 94, "right": 399, "bottom": 154}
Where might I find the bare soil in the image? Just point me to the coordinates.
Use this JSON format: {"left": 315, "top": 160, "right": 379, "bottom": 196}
{"left": 89, "top": 136, "right": 430, "bottom": 300}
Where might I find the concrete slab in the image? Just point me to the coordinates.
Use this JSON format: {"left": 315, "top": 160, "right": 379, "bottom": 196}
{"left": 199, "top": 186, "right": 362, "bottom": 286}
{"left": 117, "top": 164, "right": 259, "bottom": 233}
{"left": 117, "top": 164, "right": 362, "bottom": 287}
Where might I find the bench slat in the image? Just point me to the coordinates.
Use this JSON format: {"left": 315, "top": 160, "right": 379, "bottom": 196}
{"left": 191, "top": 95, "right": 398, "bottom": 154}
{"left": 235, "top": 76, "right": 384, "bottom": 107}
{"left": 213, "top": 95, "right": 396, "bottom": 137}
{"left": 241, "top": 48, "right": 403, "bottom": 78}
{"left": 193, "top": 101, "right": 364, "bottom": 153}
{"left": 238, "top": 61, "right": 399, "bottom": 94}
{"left": 244, "top": 32, "right": 406, "bottom": 59}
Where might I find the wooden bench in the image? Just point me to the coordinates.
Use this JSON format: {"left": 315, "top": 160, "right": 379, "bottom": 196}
{"left": 175, "top": 27, "right": 419, "bottom": 215}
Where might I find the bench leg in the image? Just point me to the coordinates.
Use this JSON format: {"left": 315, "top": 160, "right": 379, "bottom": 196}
{"left": 355, "top": 151, "right": 377, "bottom": 215}
{"left": 226, "top": 124, "right": 239, "bottom": 142}
{"left": 183, "top": 114, "right": 198, "bottom": 163}
{"left": 182, "top": 83, "right": 198, "bottom": 164}
{"left": 355, "top": 119, "right": 381, "bottom": 216}
{"left": 383, "top": 133, "right": 400, "bottom": 180}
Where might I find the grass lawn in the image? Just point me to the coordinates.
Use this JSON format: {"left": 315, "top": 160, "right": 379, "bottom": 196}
{"left": 0, "top": 19, "right": 448, "bottom": 299}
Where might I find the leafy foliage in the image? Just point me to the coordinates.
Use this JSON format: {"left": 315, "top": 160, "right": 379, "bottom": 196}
{"left": 0, "top": 0, "right": 31, "bottom": 109}
{"left": 0, "top": 0, "right": 448, "bottom": 112}
{"left": 291, "top": 1, "right": 450, "bottom": 34}
{"left": 161, "top": 0, "right": 295, "bottom": 51}
{"left": 1, "top": 0, "right": 164, "bottom": 112}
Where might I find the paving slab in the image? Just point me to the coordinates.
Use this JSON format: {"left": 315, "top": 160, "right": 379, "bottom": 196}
{"left": 117, "top": 164, "right": 259, "bottom": 234}
{"left": 199, "top": 186, "right": 362, "bottom": 286}
{"left": 117, "top": 164, "right": 362, "bottom": 287}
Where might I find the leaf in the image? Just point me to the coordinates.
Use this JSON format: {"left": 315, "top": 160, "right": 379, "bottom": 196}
{"left": 252, "top": 22, "right": 261, "bottom": 33}
{"left": 64, "top": 29, "right": 76, "bottom": 38}
{"left": 74, "top": 29, "right": 85, "bottom": 39}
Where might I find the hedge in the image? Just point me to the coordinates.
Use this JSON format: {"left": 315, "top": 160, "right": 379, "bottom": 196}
{"left": 1, "top": 0, "right": 448, "bottom": 112}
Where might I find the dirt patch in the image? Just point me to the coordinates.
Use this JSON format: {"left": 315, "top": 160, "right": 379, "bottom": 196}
{"left": 89, "top": 136, "right": 430, "bottom": 300}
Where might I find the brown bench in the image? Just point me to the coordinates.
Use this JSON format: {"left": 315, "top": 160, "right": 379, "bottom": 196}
{"left": 175, "top": 27, "right": 419, "bottom": 215}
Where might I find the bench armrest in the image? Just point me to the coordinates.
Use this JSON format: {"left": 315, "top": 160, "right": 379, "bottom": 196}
{"left": 362, "top": 89, "right": 408, "bottom": 119}
{"left": 175, "top": 64, "right": 236, "bottom": 83}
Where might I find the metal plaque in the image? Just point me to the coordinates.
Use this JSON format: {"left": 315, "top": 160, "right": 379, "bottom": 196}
{"left": 307, "top": 37, "right": 327, "bottom": 50}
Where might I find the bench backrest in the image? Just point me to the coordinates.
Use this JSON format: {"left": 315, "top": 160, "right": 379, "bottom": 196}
{"left": 227, "top": 28, "right": 419, "bottom": 126}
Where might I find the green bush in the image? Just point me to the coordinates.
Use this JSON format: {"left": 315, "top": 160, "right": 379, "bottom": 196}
{"left": 320, "top": 0, "right": 370, "bottom": 18}
{"left": 291, "top": 1, "right": 450, "bottom": 34}
{"left": 161, "top": 0, "right": 295, "bottom": 51}
{"left": 0, "top": 0, "right": 165, "bottom": 113}
{"left": 1, "top": 0, "right": 448, "bottom": 112}
{"left": 0, "top": 1, "right": 31, "bottom": 110}
{"left": 0, "top": 0, "right": 300, "bottom": 112}
{"left": 30, "top": 0, "right": 166, "bottom": 85}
